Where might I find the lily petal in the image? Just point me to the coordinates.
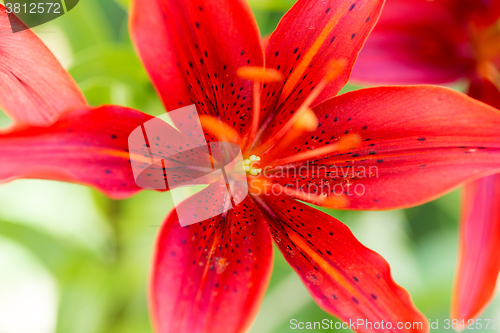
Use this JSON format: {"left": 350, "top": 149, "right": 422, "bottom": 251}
{"left": 0, "top": 105, "right": 152, "bottom": 199}
{"left": 255, "top": 194, "right": 427, "bottom": 333}
{"left": 130, "top": 0, "right": 263, "bottom": 136}
{"left": 260, "top": 0, "right": 384, "bottom": 140}
{"left": 263, "top": 86, "right": 500, "bottom": 210}
{"left": 0, "top": 5, "right": 87, "bottom": 126}
{"left": 151, "top": 192, "right": 273, "bottom": 333}
{"left": 351, "top": 0, "right": 473, "bottom": 85}
{"left": 451, "top": 174, "right": 500, "bottom": 322}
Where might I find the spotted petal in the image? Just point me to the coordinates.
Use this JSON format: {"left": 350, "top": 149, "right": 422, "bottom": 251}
{"left": 130, "top": 0, "right": 263, "bottom": 136}
{"left": 255, "top": 195, "right": 427, "bottom": 333}
{"left": 451, "top": 174, "right": 500, "bottom": 322}
{"left": 0, "top": 106, "right": 152, "bottom": 198}
{"left": 0, "top": 5, "right": 87, "bottom": 126}
{"left": 260, "top": 0, "right": 384, "bottom": 141}
{"left": 151, "top": 193, "right": 273, "bottom": 333}
{"left": 263, "top": 86, "right": 500, "bottom": 209}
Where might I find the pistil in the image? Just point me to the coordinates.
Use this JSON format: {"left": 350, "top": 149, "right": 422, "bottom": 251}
{"left": 243, "top": 155, "right": 262, "bottom": 175}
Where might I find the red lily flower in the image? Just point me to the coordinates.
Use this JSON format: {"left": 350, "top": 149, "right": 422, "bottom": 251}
{"left": 351, "top": 0, "right": 500, "bottom": 323}
{"left": 3, "top": 1, "right": 500, "bottom": 332}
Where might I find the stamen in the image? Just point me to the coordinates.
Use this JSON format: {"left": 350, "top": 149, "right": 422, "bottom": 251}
{"left": 236, "top": 67, "right": 283, "bottom": 83}
{"left": 257, "top": 109, "right": 318, "bottom": 163}
{"left": 237, "top": 67, "right": 283, "bottom": 153}
{"left": 254, "top": 59, "right": 348, "bottom": 155}
{"left": 269, "top": 133, "right": 362, "bottom": 167}
{"left": 248, "top": 178, "right": 348, "bottom": 208}
{"left": 199, "top": 115, "right": 243, "bottom": 144}
{"left": 324, "top": 59, "right": 348, "bottom": 82}
{"left": 293, "top": 108, "right": 318, "bottom": 132}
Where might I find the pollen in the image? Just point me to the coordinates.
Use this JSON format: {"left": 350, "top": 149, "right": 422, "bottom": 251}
{"left": 324, "top": 58, "right": 348, "bottom": 82}
{"left": 293, "top": 108, "right": 318, "bottom": 131}
{"left": 243, "top": 155, "right": 262, "bottom": 175}
{"left": 237, "top": 67, "right": 283, "bottom": 82}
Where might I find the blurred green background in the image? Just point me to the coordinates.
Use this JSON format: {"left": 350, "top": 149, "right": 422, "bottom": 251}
{"left": 0, "top": 0, "right": 499, "bottom": 332}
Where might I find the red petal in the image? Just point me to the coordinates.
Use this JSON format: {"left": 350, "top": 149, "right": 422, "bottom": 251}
{"left": 263, "top": 86, "right": 500, "bottom": 209}
{"left": 255, "top": 195, "right": 427, "bottom": 333}
{"left": 151, "top": 194, "right": 273, "bottom": 333}
{"left": 451, "top": 174, "right": 500, "bottom": 322}
{"left": 0, "top": 5, "right": 87, "bottom": 126}
{"left": 351, "top": 0, "right": 473, "bottom": 84}
{"left": 260, "top": 0, "right": 384, "bottom": 140}
{"left": 0, "top": 105, "right": 152, "bottom": 199}
{"left": 130, "top": 0, "right": 263, "bottom": 136}
{"left": 468, "top": 76, "right": 500, "bottom": 109}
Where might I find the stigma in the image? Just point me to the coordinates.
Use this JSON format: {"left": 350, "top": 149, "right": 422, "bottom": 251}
{"left": 244, "top": 155, "right": 262, "bottom": 175}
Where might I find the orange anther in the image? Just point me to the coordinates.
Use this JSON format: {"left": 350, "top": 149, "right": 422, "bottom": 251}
{"left": 293, "top": 108, "right": 318, "bottom": 131}
{"left": 237, "top": 67, "right": 283, "bottom": 82}
{"left": 336, "top": 133, "right": 362, "bottom": 151}
{"left": 324, "top": 58, "right": 348, "bottom": 82}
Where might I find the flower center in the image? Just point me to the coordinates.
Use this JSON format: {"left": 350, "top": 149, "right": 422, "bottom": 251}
{"left": 243, "top": 155, "right": 262, "bottom": 175}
